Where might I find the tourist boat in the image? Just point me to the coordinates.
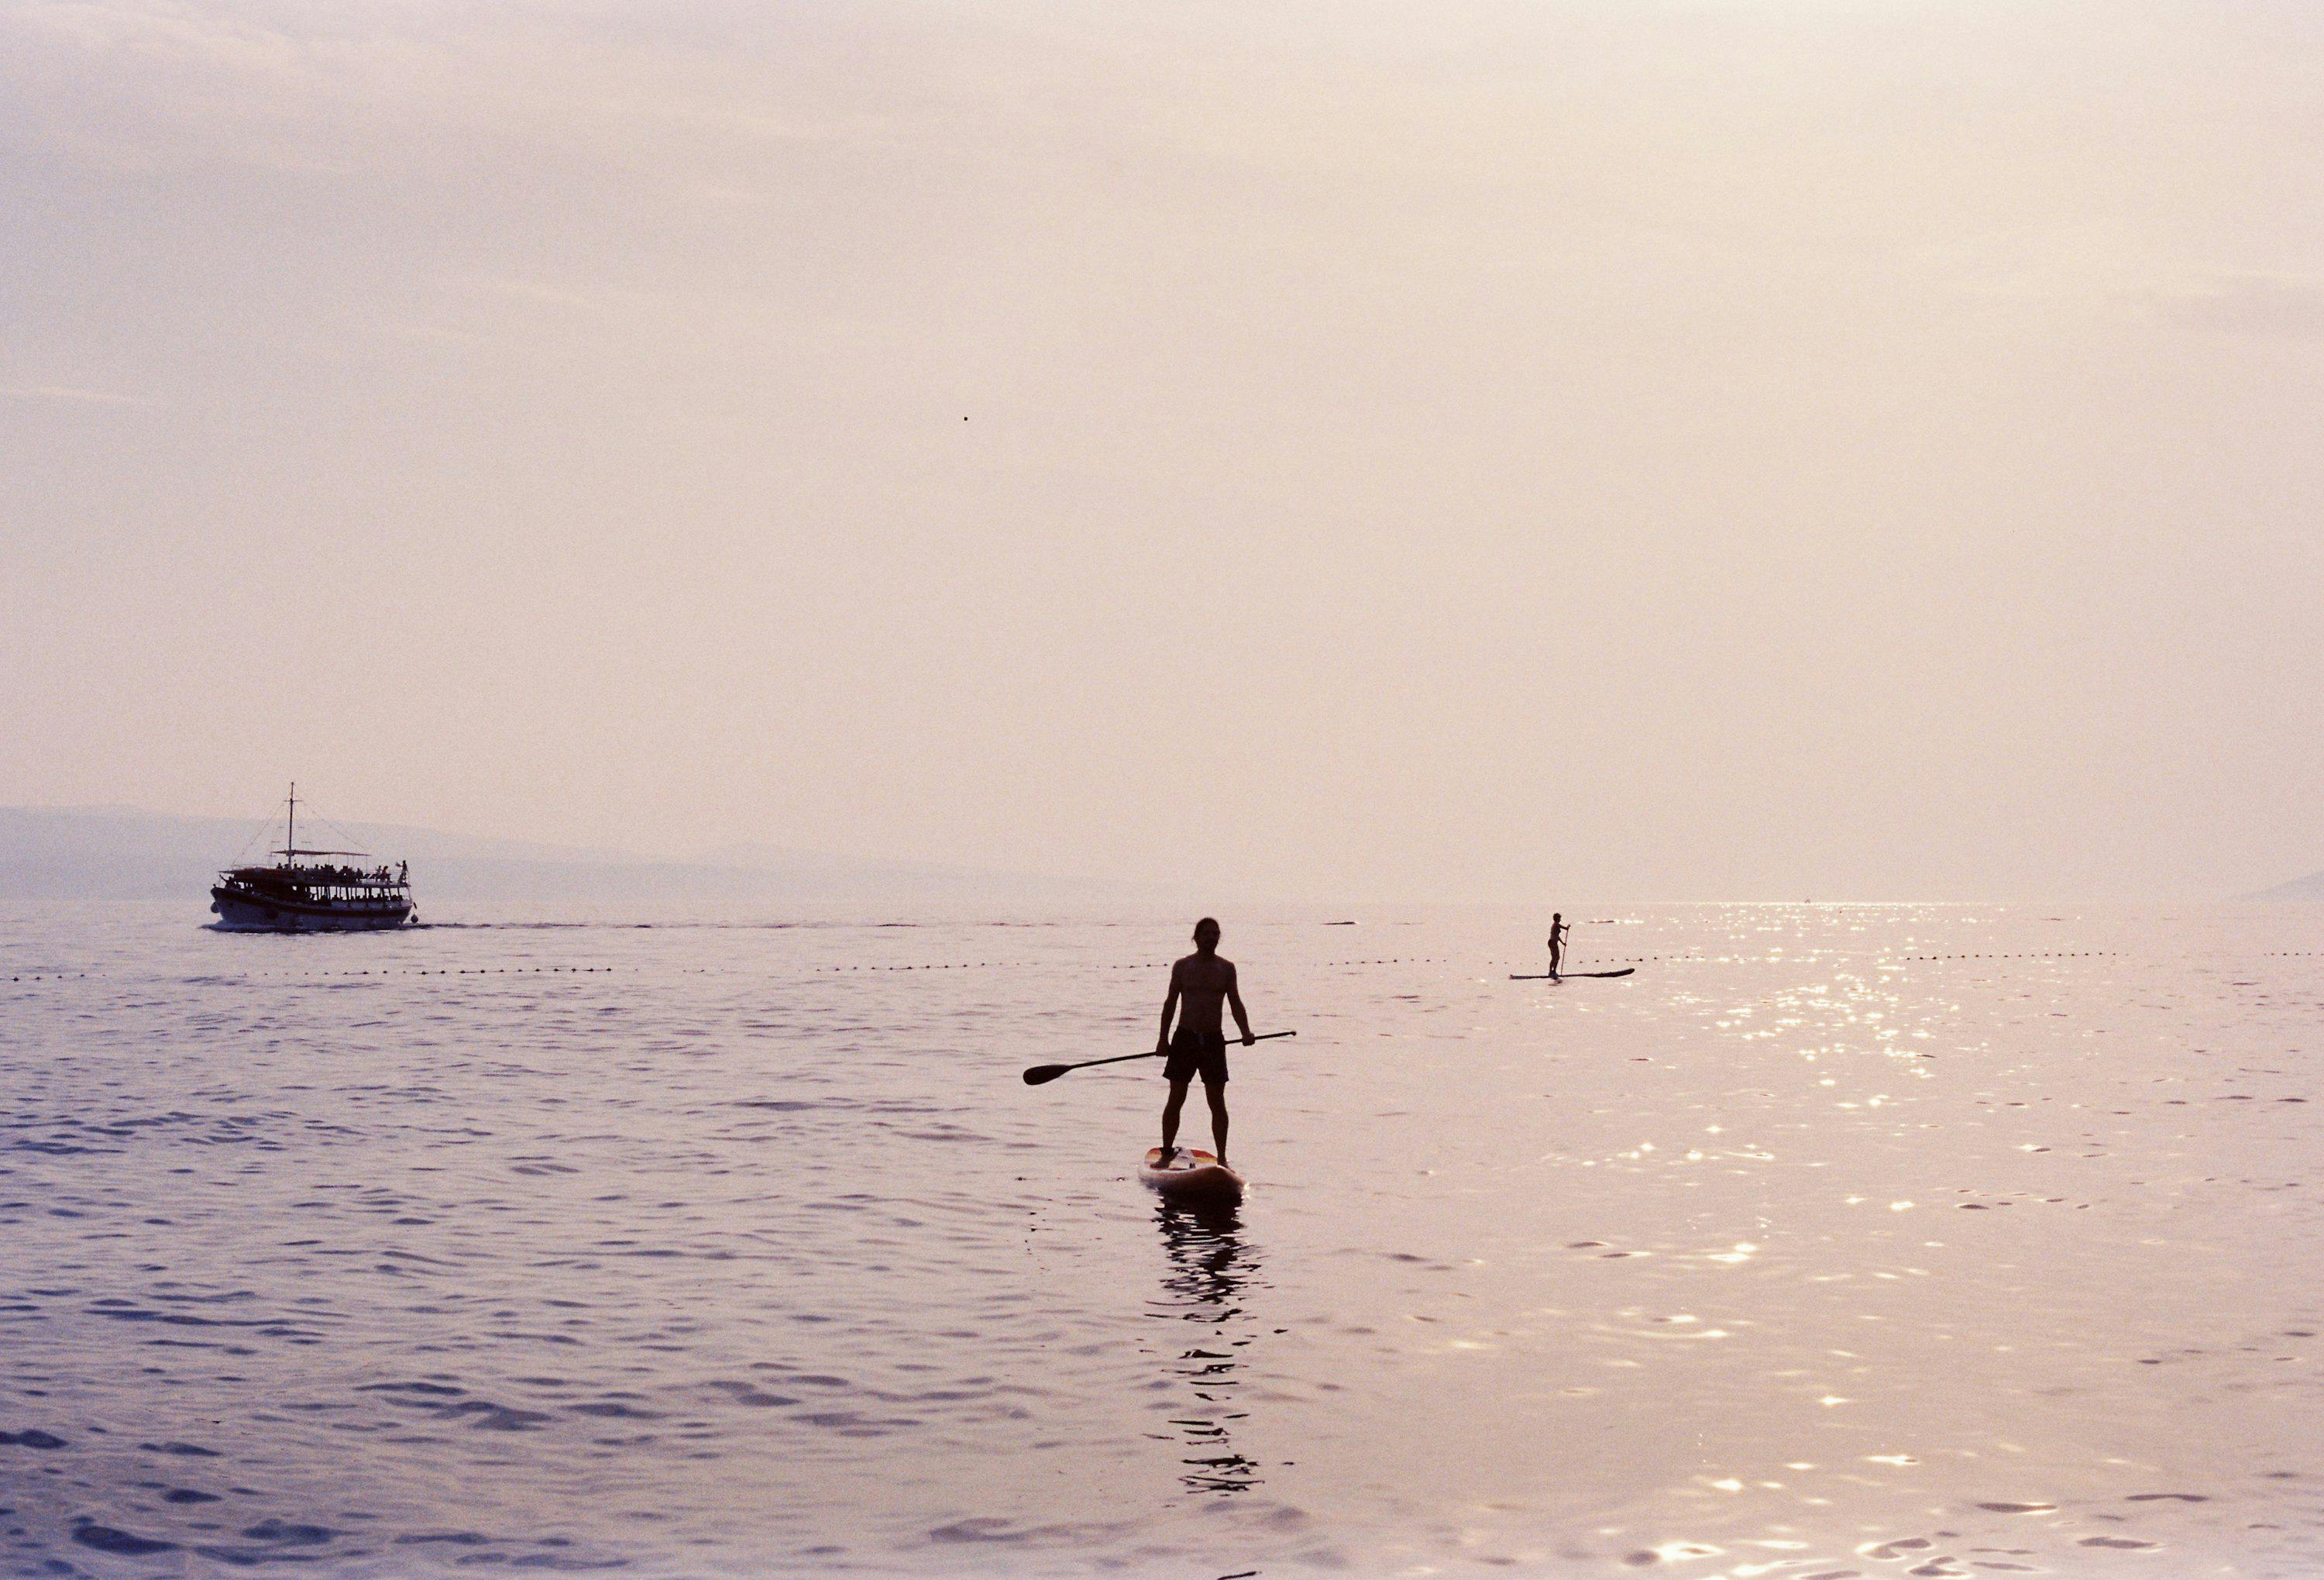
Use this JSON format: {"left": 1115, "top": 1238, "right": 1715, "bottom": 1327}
{"left": 210, "top": 784, "right": 416, "bottom": 932}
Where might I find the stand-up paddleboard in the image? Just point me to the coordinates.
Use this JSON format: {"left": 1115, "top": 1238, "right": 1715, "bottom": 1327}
{"left": 1141, "top": 1147, "right": 1244, "bottom": 1201}
{"left": 1508, "top": 968, "right": 1636, "bottom": 980}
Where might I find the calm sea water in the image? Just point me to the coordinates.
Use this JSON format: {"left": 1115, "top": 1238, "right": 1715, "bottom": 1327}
{"left": 1, "top": 900, "right": 2319, "bottom": 1577}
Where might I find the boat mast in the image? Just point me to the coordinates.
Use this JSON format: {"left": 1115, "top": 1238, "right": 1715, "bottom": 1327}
{"left": 286, "top": 781, "right": 296, "bottom": 865}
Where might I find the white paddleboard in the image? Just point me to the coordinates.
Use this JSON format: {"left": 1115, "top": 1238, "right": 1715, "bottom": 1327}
{"left": 1140, "top": 1147, "right": 1245, "bottom": 1200}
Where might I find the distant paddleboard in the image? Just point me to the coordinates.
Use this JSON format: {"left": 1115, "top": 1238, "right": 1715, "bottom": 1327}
{"left": 1140, "top": 1147, "right": 1244, "bottom": 1201}
{"left": 1508, "top": 968, "right": 1637, "bottom": 980}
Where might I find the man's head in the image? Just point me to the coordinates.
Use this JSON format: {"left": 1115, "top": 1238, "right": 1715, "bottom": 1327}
{"left": 1552, "top": 913, "right": 1563, "bottom": 922}
{"left": 1193, "top": 917, "right": 1222, "bottom": 953}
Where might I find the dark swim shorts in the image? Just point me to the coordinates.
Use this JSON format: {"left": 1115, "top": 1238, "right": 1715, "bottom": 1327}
{"left": 1163, "top": 1030, "right": 1229, "bottom": 1086}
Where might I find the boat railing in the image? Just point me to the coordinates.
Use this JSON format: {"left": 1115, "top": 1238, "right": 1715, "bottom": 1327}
{"left": 218, "top": 868, "right": 412, "bottom": 894}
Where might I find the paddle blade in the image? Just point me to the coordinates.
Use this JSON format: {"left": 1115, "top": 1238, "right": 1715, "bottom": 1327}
{"left": 1023, "top": 1065, "right": 1071, "bottom": 1086}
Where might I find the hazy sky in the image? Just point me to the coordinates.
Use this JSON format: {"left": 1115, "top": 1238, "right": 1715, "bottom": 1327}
{"left": 5, "top": 0, "right": 2321, "bottom": 900}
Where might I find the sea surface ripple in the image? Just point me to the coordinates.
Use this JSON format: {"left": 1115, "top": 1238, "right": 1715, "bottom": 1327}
{"left": 1, "top": 901, "right": 2319, "bottom": 1576}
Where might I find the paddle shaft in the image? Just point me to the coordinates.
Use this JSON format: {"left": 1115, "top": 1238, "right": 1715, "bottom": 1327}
{"left": 1025, "top": 1030, "right": 1294, "bottom": 1085}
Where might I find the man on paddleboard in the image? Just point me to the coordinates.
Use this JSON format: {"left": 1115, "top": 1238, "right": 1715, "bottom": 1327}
{"left": 1547, "top": 913, "right": 1569, "bottom": 979}
{"left": 1157, "top": 917, "right": 1254, "bottom": 1166}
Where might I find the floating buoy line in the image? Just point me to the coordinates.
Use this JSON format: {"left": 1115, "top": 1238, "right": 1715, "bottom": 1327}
{"left": 17, "top": 947, "right": 2310, "bottom": 990}
{"left": 4, "top": 955, "right": 1451, "bottom": 986}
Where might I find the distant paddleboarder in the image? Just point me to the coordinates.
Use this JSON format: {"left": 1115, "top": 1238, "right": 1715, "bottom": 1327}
{"left": 1546, "top": 913, "right": 1569, "bottom": 979}
{"left": 1157, "top": 917, "right": 1254, "bottom": 1168}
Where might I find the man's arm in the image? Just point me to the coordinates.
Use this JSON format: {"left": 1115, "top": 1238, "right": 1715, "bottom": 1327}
{"left": 1225, "top": 961, "right": 1253, "bottom": 1044}
{"left": 1157, "top": 962, "right": 1181, "bottom": 1053}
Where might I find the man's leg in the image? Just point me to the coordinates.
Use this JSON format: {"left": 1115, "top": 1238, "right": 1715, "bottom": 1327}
{"left": 1204, "top": 1079, "right": 1229, "bottom": 1165}
{"left": 1161, "top": 1078, "right": 1190, "bottom": 1155}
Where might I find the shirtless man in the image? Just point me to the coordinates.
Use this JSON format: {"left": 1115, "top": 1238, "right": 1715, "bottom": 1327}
{"left": 1157, "top": 917, "right": 1254, "bottom": 1166}
{"left": 1547, "top": 913, "right": 1569, "bottom": 979}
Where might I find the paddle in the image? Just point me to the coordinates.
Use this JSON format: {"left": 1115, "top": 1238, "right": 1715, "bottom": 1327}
{"left": 1023, "top": 1031, "right": 1296, "bottom": 1086}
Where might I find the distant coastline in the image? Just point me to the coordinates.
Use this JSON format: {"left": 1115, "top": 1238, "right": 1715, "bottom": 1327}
{"left": 0, "top": 805, "right": 1164, "bottom": 908}
{"left": 2248, "top": 869, "right": 2324, "bottom": 902}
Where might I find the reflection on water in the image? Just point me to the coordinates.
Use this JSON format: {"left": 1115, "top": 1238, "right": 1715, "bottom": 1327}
{"left": 1, "top": 901, "right": 2319, "bottom": 1573}
{"left": 1148, "top": 1200, "right": 1263, "bottom": 1496}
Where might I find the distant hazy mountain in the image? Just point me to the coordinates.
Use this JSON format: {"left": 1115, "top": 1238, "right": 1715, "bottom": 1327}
{"left": 690, "top": 842, "right": 1015, "bottom": 888}
{"left": 0, "top": 806, "right": 1153, "bottom": 909}
{"left": 2250, "top": 869, "right": 2324, "bottom": 901}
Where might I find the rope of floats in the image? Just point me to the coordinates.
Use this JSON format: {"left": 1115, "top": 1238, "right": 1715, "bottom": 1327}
{"left": 25, "top": 946, "right": 2303, "bottom": 987}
